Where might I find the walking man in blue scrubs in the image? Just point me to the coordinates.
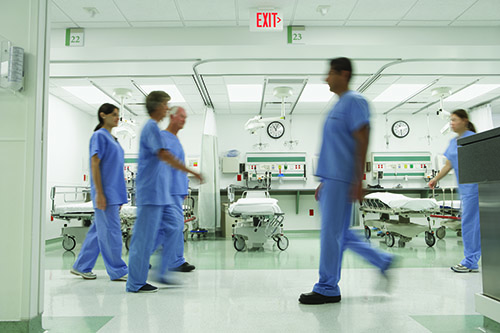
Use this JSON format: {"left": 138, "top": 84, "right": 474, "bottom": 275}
{"left": 299, "top": 57, "right": 394, "bottom": 304}
{"left": 126, "top": 92, "right": 202, "bottom": 293}
{"left": 155, "top": 106, "right": 196, "bottom": 276}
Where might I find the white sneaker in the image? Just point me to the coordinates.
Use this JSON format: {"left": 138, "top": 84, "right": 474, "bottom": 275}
{"left": 451, "top": 264, "right": 479, "bottom": 273}
{"left": 113, "top": 274, "right": 127, "bottom": 282}
{"left": 70, "top": 268, "right": 97, "bottom": 280}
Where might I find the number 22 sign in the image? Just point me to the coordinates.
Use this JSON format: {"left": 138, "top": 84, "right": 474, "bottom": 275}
{"left": 65, "top": 28, "right": 85, "bottom": 47}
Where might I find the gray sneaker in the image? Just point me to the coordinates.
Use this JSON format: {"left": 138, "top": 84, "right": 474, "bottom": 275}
{"left": 70, "top": 268, "right": 97, "bottom": 280}
{"left": 112, "top": 274, "right": 127, "bottom": 282}
{"left": 451, "top": 264, "right": 479, "bottom": 273}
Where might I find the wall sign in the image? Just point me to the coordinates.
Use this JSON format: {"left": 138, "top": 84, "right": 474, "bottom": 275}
{"left": 65, "top": 28, "right": 85, "bottom": 47}
{"left": 250, "top": 10, "right": 283, "bottom": 32}
{"left": 287, "top": 26, "right": 305, "bottom": 44}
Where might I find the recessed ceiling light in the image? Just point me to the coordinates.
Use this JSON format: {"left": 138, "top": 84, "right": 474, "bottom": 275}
{"left": 61, "top": 86, "right": 115, "bottom": 104}
{"left": 227, "top": 84, "right": 262, "bottom": 102}
{"left": 445, "top": 84, "right": 500, "bottom": 102}
{"left": 299, "top": 84, "right": 332, "bottom": 102}
{"left": 373, "top": 84, "right": 427, "bottom": 102}
{"left": 139, "top": 85, "right": 186, "bottom": 103}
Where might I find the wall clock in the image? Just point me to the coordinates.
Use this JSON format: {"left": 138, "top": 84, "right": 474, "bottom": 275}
{"left": 267, "top": 121, "right": 285, "bottom": 139}
{"left": 392, "top": 120, "right": 410, "bottom": 138}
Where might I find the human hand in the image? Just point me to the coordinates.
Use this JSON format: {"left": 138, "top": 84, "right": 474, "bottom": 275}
{"left": 351, "top": 181, "right": 365, "bottom": 202}
{"left": 96, "top": 193, "right": 106, "bottom": 210}
{"left": 428, "top": 178, "right": 437, "bottom": 189}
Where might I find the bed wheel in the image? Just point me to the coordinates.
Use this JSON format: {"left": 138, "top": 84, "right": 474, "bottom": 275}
{"left": 125, "top": 234, "right": 132, "bottom": 251}
{"left": 277, "top": 236, "right": 289, "bottom": 251}
{"left": 385, "top": 232, "right": 395, "bottom": 247}
{"left": 456, "top": 230, "right": 462, "bottom": 237}
{"left": 364, "top": 226, "right": 371, "bottom": 239}
{"left": 233, "top": 237, "right": 246, "bottom": 251}
{"left": 398, "top": 239, "right": 406, "bottom": 248}
{"left": 425, "top": 231, "right": 436, "bottom": 247}
{"left": 62, "top": 235, "right": 76, "bottom": 251}
{"left": 436, "top": 226, "right": 446, "bottom": 240}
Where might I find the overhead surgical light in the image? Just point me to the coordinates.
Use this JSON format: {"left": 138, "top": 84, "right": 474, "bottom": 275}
{"left": 431, "top": 87, "right": 451, "bottom": 119}
{"left": 113, "top": 88, "right": 136, "bottom": 138}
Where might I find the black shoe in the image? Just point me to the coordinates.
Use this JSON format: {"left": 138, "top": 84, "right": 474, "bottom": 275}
{"left": 137, "top": 283, "right": 158, "bottom": 293}
{"left": 171, "top": 262, "right": 195, "bottom": 272}
{"left": 299, "top": 292, "right": 341, "bottom": 305}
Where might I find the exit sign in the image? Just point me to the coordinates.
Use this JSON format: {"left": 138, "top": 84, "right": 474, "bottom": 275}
{"left": 250, "top": 10, "right": 283, "bottom": 32}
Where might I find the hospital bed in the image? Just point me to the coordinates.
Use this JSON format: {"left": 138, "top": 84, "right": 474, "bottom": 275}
{"left": 432, "top": 199, "right": 462, "bottom": 239}
{"left": 227, "top": 185, "right": 288, "bottom": 251}
{"left": 50, "top": 186, "right": 94, "bottom": 251}
{"left": 360, "top": 192, "right": 440, "bottom": 248}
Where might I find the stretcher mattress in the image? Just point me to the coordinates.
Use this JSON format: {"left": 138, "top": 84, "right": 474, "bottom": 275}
{"left": 120, "top": 205, "right": 137, "bottom": 218}
{"left": 229, "top": 198, "right": 282, "bottom": 216}
{"left": 364, "top": 192, "right": 439, "bottom": 211}
{"left": 53, "top": 201, "right": 94, "bottom": 215}
{"left": 437, "top": 200, "right": 461, "bottom": 210}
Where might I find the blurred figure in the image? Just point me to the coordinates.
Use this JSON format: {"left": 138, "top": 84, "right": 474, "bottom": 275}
{"left": 429, "top": 109, "right": 480, "bottom": 273}
{"left": 71, "top": 103, "right": 128, "bottom": 281}
{"left": 126, "top": 92, "right": 202, "bottom": 293}
{"left": 299, "top": 57, "right": 394, "bottom": 305}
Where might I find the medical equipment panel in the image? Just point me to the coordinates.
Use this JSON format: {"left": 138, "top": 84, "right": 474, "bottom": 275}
{"left": 245, "top": 152, "right": 306, "bottom": 181}
{"left": 186, "top": 156, "right": 200, "bottom": 177}
{"left": 371, "top": 152, "right": 432, "bottom": 179}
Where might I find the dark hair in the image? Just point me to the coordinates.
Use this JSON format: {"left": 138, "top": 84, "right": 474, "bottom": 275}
{"left": 94, "top": 103, "right": 118, "bottom": 131}
{"left": 330, "top": 57, "right": 353, "bottom": 82}
{"left": 452, "top": 109, "right": 476, "bottom": 133}
{"left": 146, "top": 91, "right": 171, "bottom": 115}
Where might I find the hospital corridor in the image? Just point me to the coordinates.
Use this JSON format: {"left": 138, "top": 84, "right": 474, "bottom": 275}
{"left": 2, "top": 1, "right": 500, "bottom": 332}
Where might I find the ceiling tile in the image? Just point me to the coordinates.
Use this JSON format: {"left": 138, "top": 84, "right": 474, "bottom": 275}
{"left": 129, "top": 21, "right": 184, "bottom": 28}
{"left": 115, "top": 0, "right": 180, "bottom": 21}
{"left": 458, "top": 0, "right": 500, "bottom": 20}
{"left": 238, "top": 0, "right": 297, "bottom": 20}
{"left": 398, "top": 20, "right": 451, "bottom": 26}
{"left": 184, "top": 20, "right": 237, "bottom": 27}
{"left": 50, "top": 1, "right": 73, "bottom": 22}
{"left": 403, "top": 0, "right": 476, "bottom": 20}
{"left": 178, "top": 0, "right": 236, "bottom": 20}
{"left": 74, "top": 21, "right": 131, "bottom": 28}
{"left": 345, "top": 20, "right": 399, "bottom": 26}
{"left": 50, "top": 22, "right": 76, "bottom": 29}
{"left": 291, "top": 20, "right": 345, "bottom": 26}
{"left": 52, "top": 0, "right": 127, "bottom": 22}
{"left": 294, "top": 0, "right": 355, "bottom": 20}
{"left": 349, "top": 0, "right": 417, "bottom": 20}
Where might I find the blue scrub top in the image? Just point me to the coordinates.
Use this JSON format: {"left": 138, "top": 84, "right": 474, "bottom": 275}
{"left": 316, "top": 90, "right": 370, "bottom": 184}
{"left": 444, "top": 130, "right": 478, "bottom": 196}
{"left": 136, "top": 119, "right": 171, "bottom": 205}
{"left": 161, "top": 130, "right": 189, "bottom": 197}
{"left": 89, "top": 128, "right": 128, "bottom": 207}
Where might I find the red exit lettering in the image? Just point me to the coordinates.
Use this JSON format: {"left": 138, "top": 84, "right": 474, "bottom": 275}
{"left": 256, "top": 12, "right": 281, "bottom": 28}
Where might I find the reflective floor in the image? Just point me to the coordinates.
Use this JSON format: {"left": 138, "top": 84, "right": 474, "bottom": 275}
{"left": 43, "top": 229, "right": 497, "bottom": 332}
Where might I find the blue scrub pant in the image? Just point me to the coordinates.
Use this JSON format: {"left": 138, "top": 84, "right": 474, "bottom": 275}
{"left": 73, "top": 204, "right": 128, "bottom": 280}
{"left": 154, "top": 195, "right": 186, "bottom": 275}
{"left": 313, "top": 179, "right": 393, "bottom": 297}
{"left": 126, "top": 205, "right": 163, "bottom": 292}
{"left": 459, "top": 191, "right": 481, "bottom": 269}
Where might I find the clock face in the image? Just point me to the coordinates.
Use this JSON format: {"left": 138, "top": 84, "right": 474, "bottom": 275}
{"left": 267, "top": 121, "right": 285, "bottom": 139}
{"left": 392, "top": 120, "right": 410, "bottom": 138}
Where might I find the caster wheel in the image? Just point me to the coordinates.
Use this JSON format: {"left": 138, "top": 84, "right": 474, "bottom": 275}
{"left": 436, "top": 226, "right": 446, "bottom": 240}
{"left": 425, "top": 231, "right": 436, "bottom": 247}
{"left": 233, "top": 237, "right": 245, "bottom": 251}
{"left": 277, "top": 236, "right": 289, "bottom": 251}
{"left": 364, "top": 225, "right": 371, "bottom": 239}
{"left": 398, "top": 239, "right": 406, "bottom": 248}
{"left": 62, "top": 235, "right": 76, "bottom": 251}
{"left": 385, "top": 232, "right": 395, "bottom": 247}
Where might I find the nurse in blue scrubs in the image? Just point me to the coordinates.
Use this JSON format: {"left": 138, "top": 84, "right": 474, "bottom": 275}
{"left": 299, "top": 58, "right": 394, "bottom": 305}
{"left": 126, "top": 92, "right": 202, "bottom": 293}
{"left": 429, "top": 109, "right": 480, "bottom": 273}
{"left": 71, "top": 103, "right": 128, "bottom": 281}
{"left": 155, "top": 106, "right": 195, "bottom": 275}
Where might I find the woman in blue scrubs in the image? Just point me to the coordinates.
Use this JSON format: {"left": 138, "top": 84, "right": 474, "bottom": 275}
{"left": 71, "top": 103, "right": 128, "bottom": 281}
{"left": 429, "top": 109, "right": 481, "bottom": 273}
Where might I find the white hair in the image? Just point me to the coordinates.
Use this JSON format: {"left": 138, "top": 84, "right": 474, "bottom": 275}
{"left": 169, "top": 106, "right": 185, "bottom": 117}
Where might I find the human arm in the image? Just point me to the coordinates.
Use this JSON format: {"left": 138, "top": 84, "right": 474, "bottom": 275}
{"left": 428, "top": 159, "right": 452, "bottom": 189}
{"left": 90, "top": 154, "right": 106, "bottom": 210}
{"left": 158, "top": 149, "right": 203, "bottom": 182}
{"left": 351, "top": 125, "right": 370, "bottom": 202}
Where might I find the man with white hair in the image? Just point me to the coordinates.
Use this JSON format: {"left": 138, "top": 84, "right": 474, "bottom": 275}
{"left": 154, "top": 106, "right": 196, "bottom": 279}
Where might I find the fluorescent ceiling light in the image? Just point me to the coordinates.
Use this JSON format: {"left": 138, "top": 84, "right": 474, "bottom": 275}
{"left": 139, "top": 85, "right": 185, "bottom": 103}
{"left": 227, "top": 84, "right": 262, "bottom": 102}
{"left": 445, "top": 84, "right": 500, "bottom": 102}
{"left": 61, "top": 86, "right": 115, "bottom": 104}
{"left": 299, "top": 84, "right": 332, "bottom": 102}
{"left": 373, "top": 84, "right": 427, "bottom": 102}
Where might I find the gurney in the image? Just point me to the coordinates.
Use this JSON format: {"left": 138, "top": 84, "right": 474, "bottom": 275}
{"left": 431, "top": 200, "right": 462, "bottom": 239}
{"left": 360, "top": 192, "right": 440, "bottom": 248}
{"left": 228, "top": 188, "right": 288, "bottom": 251}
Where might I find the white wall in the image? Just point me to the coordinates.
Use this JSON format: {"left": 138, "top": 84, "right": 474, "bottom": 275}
{"left": 45, "top": 96, "right": 94, "bottom": 240}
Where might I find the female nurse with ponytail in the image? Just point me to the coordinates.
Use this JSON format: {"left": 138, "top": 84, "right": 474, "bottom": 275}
{"left": 71, "top": 103, "right": 129, "bottom": 281}
{"left": 429, "top": 109, "right": 481, "bottom": 273}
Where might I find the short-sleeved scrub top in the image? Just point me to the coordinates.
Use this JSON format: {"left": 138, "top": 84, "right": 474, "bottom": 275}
{"left": 161, "top": 130, "right": 189, "bottom": 197}
{"left": 89, "top": 128, "right": 128, "bottom": 208}
{"left": 315, "top": 90, "right": 370, "bottom": 184}
{"left": 444, "top": 130, "right": 478, "bottom": 196}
